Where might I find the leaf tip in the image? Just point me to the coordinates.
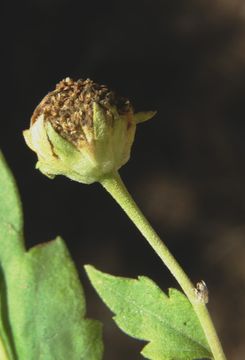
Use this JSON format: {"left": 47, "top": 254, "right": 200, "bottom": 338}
{"left": 84, "top": 264, "right": 98, "bottom": 280}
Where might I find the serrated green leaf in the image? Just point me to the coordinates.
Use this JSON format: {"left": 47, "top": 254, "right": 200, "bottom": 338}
{"left": 0, "top": 152, "right": 103, "bottom": 360}
{"left": 85, "top": 265, "right": 213, "bottom": 360}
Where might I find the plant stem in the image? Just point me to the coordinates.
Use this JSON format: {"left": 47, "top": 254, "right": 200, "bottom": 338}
{"left": 100, "top": 171, "right": 227, "bottom": 360}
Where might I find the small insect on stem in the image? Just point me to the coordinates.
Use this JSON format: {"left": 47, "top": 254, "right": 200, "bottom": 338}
{"left": 195, "top": 280, "right": 209, "bottom": 304}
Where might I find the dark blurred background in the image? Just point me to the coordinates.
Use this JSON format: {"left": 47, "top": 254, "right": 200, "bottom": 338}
{"left": 2, "top": 0, "right": 245, "bottom": 358}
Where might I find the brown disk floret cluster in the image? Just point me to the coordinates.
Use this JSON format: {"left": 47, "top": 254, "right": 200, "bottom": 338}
{"left": 31, "top": 78, "right": 133, "bottom": 146}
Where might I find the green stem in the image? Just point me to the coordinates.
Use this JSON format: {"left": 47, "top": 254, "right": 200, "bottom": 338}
{"left": 100, "top": 171, "right": 226, "bottom": 360}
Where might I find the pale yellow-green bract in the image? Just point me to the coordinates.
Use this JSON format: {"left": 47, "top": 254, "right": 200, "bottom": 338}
{"left": 23, "top": 101, "right": 155, "bottom": 184}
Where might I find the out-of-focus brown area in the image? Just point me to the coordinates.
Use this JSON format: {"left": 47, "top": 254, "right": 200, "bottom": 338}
{"left": 2, "top": 0, "right": 245, "bottom": 358}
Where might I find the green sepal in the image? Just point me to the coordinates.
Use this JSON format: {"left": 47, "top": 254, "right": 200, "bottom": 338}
{"left": 134, "top": 111, "right": 156, "bottom": 124}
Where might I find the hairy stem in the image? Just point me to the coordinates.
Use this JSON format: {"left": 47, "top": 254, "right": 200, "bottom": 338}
{"left": 100, "top": 171, "right": 226, "bottom": 360}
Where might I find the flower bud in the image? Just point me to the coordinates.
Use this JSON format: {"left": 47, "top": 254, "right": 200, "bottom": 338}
{"left": 23, "top": 78, "right": 155, "bottom": 184}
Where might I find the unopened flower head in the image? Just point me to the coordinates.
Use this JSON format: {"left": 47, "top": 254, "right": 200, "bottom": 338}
{"left": 23, "top": 78, "right": 155, "bottom": 184}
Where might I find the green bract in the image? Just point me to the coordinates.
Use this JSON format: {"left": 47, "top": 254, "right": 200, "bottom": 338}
{"left": 23, "top": 78, "right": 155, "bottom": 184}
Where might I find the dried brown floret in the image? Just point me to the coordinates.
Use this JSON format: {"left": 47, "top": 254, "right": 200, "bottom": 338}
{"left": 31, "top": 78, "right": 133, "bottom": 146}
